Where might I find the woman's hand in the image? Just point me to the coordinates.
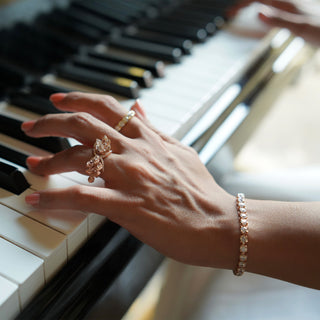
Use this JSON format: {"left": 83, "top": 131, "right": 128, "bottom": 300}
{"left": 229, "top": 0, "right": 320, "bottom": 47}
{"left": 22, "top": 92, "right": 238, "bottom": 270}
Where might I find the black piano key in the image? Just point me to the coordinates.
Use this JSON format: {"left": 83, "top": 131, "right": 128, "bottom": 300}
{"left": 0, "top": 59, "right": 29, "bottom": 85}
{"left": 190, "top": 0, "right": 237, "bottom": 8}
{"left": 56, "top": 63, "right": 140, "bottom": 99}
{"left": 32, "top": 25, "right": 81, "bottom": 55}
{"left": 0, "top": 82, "right": 6, "bottom": 98}
{"left": 0, "top": 114, "right": 71, "bottom": 153}
{"left": 1, "top": 30, "right": 60, "bottom": 71}
{"left": 88, "top": 0, "right": 144, "bottom": 19}
{"left": 160, "top": 14, "right": 216, "bottom": 35}
{"left": 0, "top": 160, "right": 30, "bottom": 195}
{"left": 87, "top": 50, "right": 165, "bottom": 78}
{"left": 177, "top": 9, "right": 226, "bottom": 28}
{"left": 124, "top": 28, "right": 193, "bottom": 54}
{"left": 11, "top": 23, "right": 68, "bottom": 59}
{"left": 29, "top": 81, "right": 72, "bottom": 99}
{"left": 0, "top": 144, "right": 28, "bottom": 168}
{"left": 0, "top": 60, "right": 29, "bottom": 88}
{"left": 9, "top": 92, "right": 61, "bottom": 115}
{"left": 70, "top": 1, "right": 133, "bottom": 25}
{"left": 58, "top": 8, "right": 115, "bottom": 34}
{"left": 182, "top": 3, "right": 227, "bottom": 11}
{"left": 108, "top": 36, "right": 182, "bottom": 63}
{"left": 71, "top": 56, "right": 153, "bottom": 88}
{"left": 36, "top": 12, "right": 102, "bottom": 44}
{"left": 140, "top": 19, "right": 208, "bottom": 42}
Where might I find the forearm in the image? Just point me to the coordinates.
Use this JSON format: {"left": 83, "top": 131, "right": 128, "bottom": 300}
{"left": 245, "top": 199, "right": 320, "bottom": 289}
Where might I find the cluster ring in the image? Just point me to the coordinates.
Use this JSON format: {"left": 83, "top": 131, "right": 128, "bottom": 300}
{"left": 86, "top": 135, "right": 112, "bottom": 183}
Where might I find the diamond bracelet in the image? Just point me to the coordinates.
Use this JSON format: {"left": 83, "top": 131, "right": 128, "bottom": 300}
{"left": 233, "top": 193, "right": 248, "bottom": 276}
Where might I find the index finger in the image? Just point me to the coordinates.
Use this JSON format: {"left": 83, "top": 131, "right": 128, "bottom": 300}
{"left": 50, "top": 92, "right": 142, "bottom": 138}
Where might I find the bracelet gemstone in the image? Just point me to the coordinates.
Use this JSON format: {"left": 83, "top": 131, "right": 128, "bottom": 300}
{"left": 234, "top": 193, "right": 248, "bottom": 276}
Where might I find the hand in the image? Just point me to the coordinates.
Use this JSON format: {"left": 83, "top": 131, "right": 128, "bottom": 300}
{"left": 229, "top": 0, "right": 320, "bottom": 47}
{"left": 22, "top": 92, "right": 238, "bottom": 269}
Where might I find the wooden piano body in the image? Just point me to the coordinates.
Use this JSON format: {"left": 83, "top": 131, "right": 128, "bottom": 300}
{"left": 0, "top": 0, "right": 313, "bottom": 319}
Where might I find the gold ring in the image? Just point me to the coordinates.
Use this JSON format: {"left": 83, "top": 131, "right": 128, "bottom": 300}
{"left": 86, "top": 135, "right": 112, "bottom": 183}
{"left": 115, "top": 110, "right": 135, "bottom": 132}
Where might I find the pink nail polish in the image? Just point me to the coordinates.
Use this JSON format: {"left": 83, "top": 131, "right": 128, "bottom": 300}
{"left": 50, "top": 93, "right": 66, "bottom": 104}
{"left": 21, "top": 120, "right": 36, "bottom": 132}
{"left": 26, "top": 156, "right": 41, "bottom": 168}
{"left": 25, "top": 193, "right": 40, "bottom": 206}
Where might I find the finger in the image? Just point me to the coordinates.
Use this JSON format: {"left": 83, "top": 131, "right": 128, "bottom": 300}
{"left": 259, "top": 9, "right": 319, "bottom": 45}
{"left": 26, "top": 145, "right": 121, "bottom": 180}
{"left": 24, "top": 186, "right": 143, "bottom": 227}
{"left": 26, "top": 145, "right": 91, "bottom": 176}
{"left": 21, "top": 112, "right": 125, "bottom": 150}
{"left": 261, "top": 0, "right": 299, "bottom": 13}
{"left": 50, "top": 92, "right": 142, "bottom": 138}
{"left": 227, "top": 0, "right": 299, "bottom": 18}
{"left": 259, "top": 6, "right": 308, "bottom": 32}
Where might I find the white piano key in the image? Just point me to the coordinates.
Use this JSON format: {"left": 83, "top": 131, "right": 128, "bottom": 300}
{"left": 0, "top": 188, "right": 88, "bottom": 257}
{"left": 0, "top": 141, "right": 109, "bottom": 238}
{"left": 60, "top": 171, "right": 105, "bottom": 187}
{"left": 146, "top": 113, "right": 182, "bottom": 137}
{"left": 0, "top": 133, "right": 50, "bottom": 158}
{"left": 0, "top": 276, "right": 20, "bottom": 320}
{"left": 0, "top": 238, "right": 44, "bottom": 308}
{"left": 88, "top": 213, "right": 107, "bottom": 235}
{"left": 141, "top": 80, "right": 205, "bottom": 109}
{"left": 25, "top": 208, "right": 88, "bottom": 257}
{"left": 0, "top": 204, "right": 67, "bottom": 280}
{"left": 0, "top": 156, "right": 81, "bottom": 191}
{"left": 139, "top": 96, "right": 190, "bottom": 122}
{"left": 120, "top": 99, "right": 136, "bottom": 110}
{"left": 0, "top": 102, "right": 41, "bottom": 122}
{"left": 0, "top": 134, "right": 105, "bottom": 188}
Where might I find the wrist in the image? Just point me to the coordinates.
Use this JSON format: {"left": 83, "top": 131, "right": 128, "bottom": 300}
{"left": 206, "top": 192, "right": 240, "bottom": 271}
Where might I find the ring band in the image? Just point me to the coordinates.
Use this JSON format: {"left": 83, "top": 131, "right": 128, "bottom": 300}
{"left": 115, "top": 110, "right": 135, "bottom": 132}
{"left": 86, "top": 135, "right": 112, "bottom": 183}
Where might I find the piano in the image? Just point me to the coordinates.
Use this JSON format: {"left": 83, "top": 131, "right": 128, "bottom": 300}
{"left": 0, "top": 0, "right": 312, "bottom": 319}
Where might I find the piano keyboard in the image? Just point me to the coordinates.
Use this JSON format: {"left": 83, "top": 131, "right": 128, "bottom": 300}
{"left": 0, "top": 0, "right": 307, "bottom": 319}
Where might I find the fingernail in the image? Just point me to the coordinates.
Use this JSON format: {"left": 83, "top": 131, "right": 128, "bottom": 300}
{"left": 26, "top": 156, "right": 41, "bottom": 168}
{"left": 132, "top": 99, "right": 146, "bottom": 117}
{"left": 21, "top": 120, "right": 36, "bottom": 132}
{"left": 25, "top": 192, "right": 40, "bottom": 206}
{"left": 50, "top": 93, "right": 67, "bottom": 104}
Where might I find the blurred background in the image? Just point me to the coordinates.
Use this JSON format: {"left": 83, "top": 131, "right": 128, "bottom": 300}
{"left": 123, "top": 48, "right": 320, "bottom": 320}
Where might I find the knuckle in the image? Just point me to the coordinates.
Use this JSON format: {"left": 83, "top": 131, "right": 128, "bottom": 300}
{"left": 68, "top": 185, "right": 88, "bottom": 204}
{"left": 69, "top": 112, "right": 93, "bottom": 127}
{"left": 66, "top": 91, "right": 82, "bottom": 100}
{"left": 101, "top": 95, "right": 119, "bottom": 108}
{"left": 36, "top": 114, "right": 53, "bottom": 127}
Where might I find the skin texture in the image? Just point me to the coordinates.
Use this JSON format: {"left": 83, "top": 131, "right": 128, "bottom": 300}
{"left": 23, "top": 92, "right": 239, "bottom": 270}
{"left": 229, "top": 0, "right": 320, "bottom": 46}
{"left": 22, "top": 92, "right": 320, "bottom": 290}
